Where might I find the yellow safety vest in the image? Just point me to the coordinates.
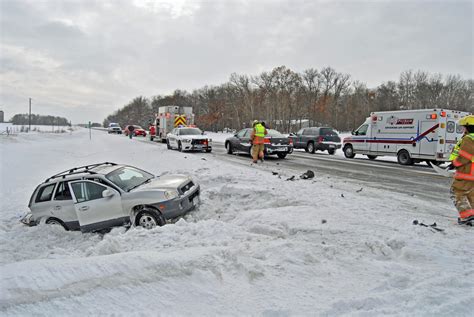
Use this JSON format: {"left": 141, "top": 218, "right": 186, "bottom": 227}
{"left": 255, "top": 124, "right": 265, "bottom": 137}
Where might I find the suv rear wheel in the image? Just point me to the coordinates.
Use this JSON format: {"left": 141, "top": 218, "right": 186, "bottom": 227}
{"left": 46, "top": 218, "right": 67, "bottom": 230}
{"left": 307, "top": 142, "right": 315, "bottom": 154}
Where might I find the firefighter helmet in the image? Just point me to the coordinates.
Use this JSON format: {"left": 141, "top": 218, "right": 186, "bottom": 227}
{"left": 458, "top": 115, "right": 474, "bottom": 126}
{"left": 252, "top": 120, "right": 259, "bottom": 126}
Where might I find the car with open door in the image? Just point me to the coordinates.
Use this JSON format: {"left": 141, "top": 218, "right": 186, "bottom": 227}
{"left": 225, "top": 128, "right": 293, "bottom": 159}
{"left": 21, "top": 162, "right": 200, "bottom": 232}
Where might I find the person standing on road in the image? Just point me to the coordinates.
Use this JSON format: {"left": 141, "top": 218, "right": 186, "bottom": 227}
{"left": 250, "top": 120, "right": 267, "bottom": 163}
{"left": 127, "top": 125, "right": 135, "bottom": 139}
{"left": 450, "top": 115, "right": 474, "bottom": 225}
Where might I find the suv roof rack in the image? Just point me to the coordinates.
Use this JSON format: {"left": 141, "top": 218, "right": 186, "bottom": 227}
{"left": 45, "top": 162, "right": 117, "bottom": 183}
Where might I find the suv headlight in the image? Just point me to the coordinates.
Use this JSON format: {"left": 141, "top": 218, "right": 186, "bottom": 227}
{"left": 182, "top": 139, "right": 191, "bottom": 143}
{"left": 164, "top": 190, "right": 179, "bottom": 200}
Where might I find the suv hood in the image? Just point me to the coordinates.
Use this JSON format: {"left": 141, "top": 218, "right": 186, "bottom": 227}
{"left": 132, "top": 174, "right": 190, "bottom": 191}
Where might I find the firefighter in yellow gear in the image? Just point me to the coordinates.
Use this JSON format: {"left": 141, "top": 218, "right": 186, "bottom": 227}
{"left": 250, "top": 120, "right": 268, "bottom": 163}
{"left": 450, "top": 114, "right": 474, "bottom": 224}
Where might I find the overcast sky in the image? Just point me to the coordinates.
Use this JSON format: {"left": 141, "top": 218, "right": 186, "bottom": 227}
{"left": 0, "top": 0, "right": 472, "bottom": 123}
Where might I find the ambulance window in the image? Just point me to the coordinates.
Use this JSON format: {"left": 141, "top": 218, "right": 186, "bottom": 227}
{"left": 455, "top": 123, "right": 464, "bottom": 134}
{"left": 356, "top": 124, "right": 368, "bottom": 136}
{"left": 446, "top": 121, "right": 455, "bottom": 133}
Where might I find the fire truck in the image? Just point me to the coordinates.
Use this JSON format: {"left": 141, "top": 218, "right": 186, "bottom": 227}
{"left": 150, "top": 106, "right": 195, "bottom": 142}
{"left": 342, "top": 109, "right": 470, "bottom": 165}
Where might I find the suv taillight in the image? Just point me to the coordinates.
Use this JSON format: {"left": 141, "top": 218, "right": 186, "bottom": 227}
{"left": 318, "top": 136, "right": 324, "bottom": 143}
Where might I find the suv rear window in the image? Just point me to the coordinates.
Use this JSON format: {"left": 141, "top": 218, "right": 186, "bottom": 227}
{"left": 320, "top": 128, "right": 337, "bottom": 136}
{"left": 35, "top": 184, "right": 56, "bottom": 203}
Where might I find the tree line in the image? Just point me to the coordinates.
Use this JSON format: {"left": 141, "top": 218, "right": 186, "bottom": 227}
{"left": 104, "top": 66, "right": 473, "bottom": 133}
{"left": 11, "top": 113, "right": 70, "bottom": 126}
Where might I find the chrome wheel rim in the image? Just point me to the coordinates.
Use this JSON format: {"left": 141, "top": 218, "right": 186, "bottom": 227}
{"left": 138, "top": 214, "right": 157, "bottom": 229}
{"left": 308, "top": 143, "right": 314, "bottom": 152}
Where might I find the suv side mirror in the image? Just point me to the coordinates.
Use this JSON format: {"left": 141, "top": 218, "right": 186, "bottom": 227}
{"left": 102, "top": 189, "right": 114, "bottom": 198}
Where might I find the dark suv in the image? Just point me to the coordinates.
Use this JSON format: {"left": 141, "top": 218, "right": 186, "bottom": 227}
{"left": 289, "top": 127, "right": 341, "bottom": 154}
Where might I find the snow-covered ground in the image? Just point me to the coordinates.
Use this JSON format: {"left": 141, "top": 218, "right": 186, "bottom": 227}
{"left": 0, "top": 123, "right": 73, "bottom": 134}
{"left": 0, "top": 128, "right": 472, "bottom": 316}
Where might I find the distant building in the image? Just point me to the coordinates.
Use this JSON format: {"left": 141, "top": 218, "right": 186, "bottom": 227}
{"left": 0, "top": 110, "right": 4, "bottom": 123}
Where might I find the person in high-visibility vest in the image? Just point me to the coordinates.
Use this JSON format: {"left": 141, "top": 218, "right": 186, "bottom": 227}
{"left": 450, "top": 114, "right": 474, "bottom": 225}
{"left": 250, "top": 120, "right": 268, "bottom": 163}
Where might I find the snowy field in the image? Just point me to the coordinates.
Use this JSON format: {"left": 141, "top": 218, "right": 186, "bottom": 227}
{"left": 0, "top": 123, "right": 73, "bottom": 134}
{"left": 0, "top": 128, "right": 472, "bottom": 316}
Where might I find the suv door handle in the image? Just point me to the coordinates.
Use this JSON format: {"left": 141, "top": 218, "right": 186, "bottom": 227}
{"left": 79, "top": 206, "right": 89, "bottom": 211}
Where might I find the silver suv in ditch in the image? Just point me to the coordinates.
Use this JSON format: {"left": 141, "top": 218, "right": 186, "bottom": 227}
{"left": 21, "top": 162, "right": 200, "bottom": 232}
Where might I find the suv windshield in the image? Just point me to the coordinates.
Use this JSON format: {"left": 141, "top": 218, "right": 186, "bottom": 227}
{"left": 179, "top": 128, "right": 202, "bottom": 135}
{"left": 106, "top": 166, "right": 154, "bottom": 192}
{"left": 109, "top": 123, "right": 119, "bottom": 127}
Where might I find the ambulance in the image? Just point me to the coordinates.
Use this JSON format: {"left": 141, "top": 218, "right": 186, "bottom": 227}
{"left": 342, "top": 109, "right": 471, "bottom": 165}
{"left": 150, "top": 106, "right": 194, "bottom": 142}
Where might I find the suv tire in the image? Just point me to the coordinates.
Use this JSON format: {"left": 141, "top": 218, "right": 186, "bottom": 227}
{"left": 135, "top": 208, "right": 165, "bottom": 229}
{"left": 166, "top": 140, "right": 171, "bottom": 150}
{"left": 277, "top": 153, "right": 287, "bottom": 159}
{"left": 328, "top": 149, "right": 336, "bottom": 155}
{"left": 178, "top": 141, "right": 183, "bottom": 152}
{"left": 307, "top": 142, "right": 315, "bottom": 154}
{"left": 46, "top": 218, "right": 67, "bottom": 230}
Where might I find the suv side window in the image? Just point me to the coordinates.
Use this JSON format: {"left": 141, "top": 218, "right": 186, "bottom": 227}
{"left": 35, "top": 184, "right": 56, "bottom": 203}
{"left": 54, "top": 181, "right": 72, "bottom": 201}
{"left": 70, "top": 181, "right": 107, "bottom": 203}
{"left": 303, "top": 128, "right": 317, "bottom": 136}
{"left": 297, "top": 128, "right": 304, "bottom": 135}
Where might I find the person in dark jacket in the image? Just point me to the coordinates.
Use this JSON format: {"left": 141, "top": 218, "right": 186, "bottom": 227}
{"left": 127, "top": 125, "right": 135, "bottom": 139}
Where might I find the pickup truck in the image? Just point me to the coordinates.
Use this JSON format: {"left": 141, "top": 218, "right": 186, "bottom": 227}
{"left": 289, "top": 127, "right": 341, "bottom": 154}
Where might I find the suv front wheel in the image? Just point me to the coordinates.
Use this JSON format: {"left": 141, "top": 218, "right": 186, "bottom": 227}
{"left": 135, "top": 208, "right": 166, "bottom": 229}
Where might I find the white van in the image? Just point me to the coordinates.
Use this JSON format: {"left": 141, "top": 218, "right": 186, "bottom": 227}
{"left": 342, "top": 109, "right": 470, "bottom": 165}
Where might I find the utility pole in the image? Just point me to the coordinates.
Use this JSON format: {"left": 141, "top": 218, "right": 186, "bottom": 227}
{"left": 29, "top": 98, "right": 32, "bottom": 132}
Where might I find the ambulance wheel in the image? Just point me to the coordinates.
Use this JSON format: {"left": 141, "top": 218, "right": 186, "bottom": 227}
{"left": 343, "top": 145, "right": 355, "bottom": 158}
{"left": 397, "top": 150, "right": 414, "bottom": 165}
{"left": 178, "top": 141, "right": 183, "bottom": 152}
{"left": 367, "top": 155, "right": 377, "bottom": 160}
{"left": 307, "top": 142, "right": 315, "bottom": 154}
{"left": 166, "top": 140, "right": 171, "bottom": 149}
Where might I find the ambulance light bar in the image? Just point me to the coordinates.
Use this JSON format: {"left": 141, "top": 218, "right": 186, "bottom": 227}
{"left": 427, "top": 114, "right": 437, "bottom": 119}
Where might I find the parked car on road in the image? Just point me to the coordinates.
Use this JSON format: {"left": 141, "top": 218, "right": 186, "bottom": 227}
{"left": 124, "top": 125, "right": 147, "bottom": 137}
{"left": 21, "top": 162, "right": 200, "bottom": 232}
{"left": 107, "top": 123, "right": 122, "bottom": 134}
{"left": 289, "top": 127, "right": 341, "bottom": 154}
{"left": 166, "top": 127, "right": 212, "bottom": 152}
{"left": 225, "top": 128, "right": 293, "bottom": 159}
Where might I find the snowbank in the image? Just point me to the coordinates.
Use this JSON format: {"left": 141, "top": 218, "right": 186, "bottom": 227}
{"left": 0, "top": 129, "right": 472, "bottom": 316}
